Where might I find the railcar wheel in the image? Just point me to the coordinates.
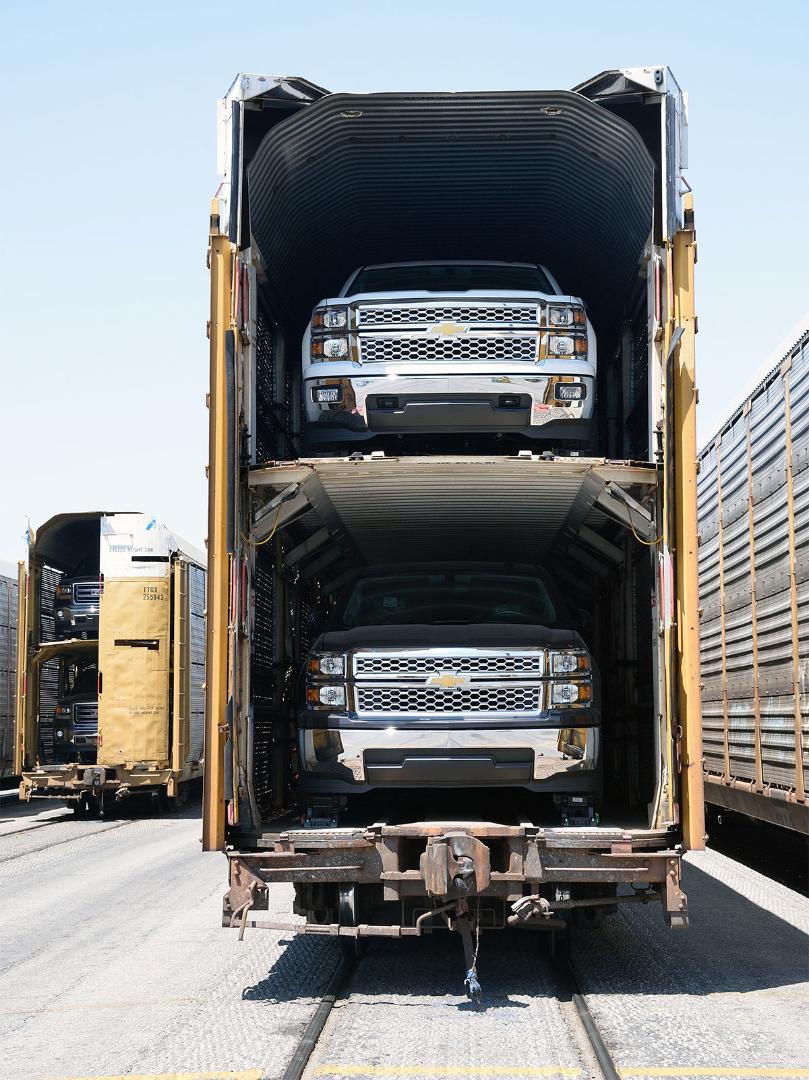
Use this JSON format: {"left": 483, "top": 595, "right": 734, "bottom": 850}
{"left": 338, "top": 884, "right": 365, "bottom": 959}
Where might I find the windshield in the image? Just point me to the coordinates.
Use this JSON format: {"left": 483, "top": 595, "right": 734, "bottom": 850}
{"left": 339, "top": 572, "right": 559, "bottom": 627}
{"left": 62, "top": 665, "right": 97, "bottom": 696}
{"left": 348, "top": 264, "right": 556, "bottom": 295}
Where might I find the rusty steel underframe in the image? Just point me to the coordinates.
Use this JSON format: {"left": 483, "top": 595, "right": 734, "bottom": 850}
{"left": 222, "top": 823, "right": 687, "bottom": 933}
{"left": 19, "top": 763, "right": 184, "bottom": 802}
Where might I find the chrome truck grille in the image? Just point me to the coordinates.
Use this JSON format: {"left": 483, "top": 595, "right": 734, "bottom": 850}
{"left": 354, "top": 651, "right": 544, "bottom": 678}
{"left": 73, "top": 582, "right": 100, "bottom": 604}
{"left": 358, "top": 335, "right": 538, "bottom": 364}
{"left": 356, "top": 684, "right": 542, "bottom": 716}
{"left": 356, "top": 302, "right": 539, "bottom": 327}
{"left": 353, "top": 650, "right": 545, "bottom": 717}
{"left": 73, "top": 702, "right": 98, "bottom": 737}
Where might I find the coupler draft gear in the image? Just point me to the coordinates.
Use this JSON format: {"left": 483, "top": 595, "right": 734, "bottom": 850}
{"left": 420, "top": 833, "right": 491, "bottom": 898}
{"left": 421, "top": 835, "right": 491, "bottom": 998}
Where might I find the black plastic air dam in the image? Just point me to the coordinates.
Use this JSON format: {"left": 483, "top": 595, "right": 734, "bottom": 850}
{"left": 247, "top": 90, "right": 654, "bottom": 341}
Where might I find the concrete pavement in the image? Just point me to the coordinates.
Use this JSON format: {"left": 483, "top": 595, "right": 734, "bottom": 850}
{"left": 0, "top": 799, "right": 806, "bottom": 1080}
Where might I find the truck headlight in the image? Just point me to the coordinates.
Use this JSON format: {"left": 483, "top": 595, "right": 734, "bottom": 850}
{"left": 311, "top": 337, "right": 349, "bottom": 361}
{"left": 548, "top": 305, "right": 585, "bottom": 327}
{"left": 312, "top": 306, "right": 349, "bottom": 330}
{"left": 551, "top": 681, "right": 592, "bottom": 706}
{"left": 547, "top": 334, "right": 587, "bottom": 357}
{"left": 550, "top": 651, "right": 590, "bottom": 674}
{"left": 308, "top": 655, "right": 345, "bottom": 676}
{"left": 307, "top": 685, "right": 346, "bottom": 708}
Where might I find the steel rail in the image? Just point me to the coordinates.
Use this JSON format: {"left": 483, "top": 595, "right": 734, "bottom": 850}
{"left": 276, "top": 924, "right": 620, "bottom": 1080}
{"left": 0, "top": 812, "right": 75, "bottom": 838}
{"left": 551, "top": 933, "right": 621, "bottom": 1080}
{"left": 0, "top": 819, "right": 132, "bottom": 864}
{"left": 280, "top": 955, "right": 357, "bottom": 1080}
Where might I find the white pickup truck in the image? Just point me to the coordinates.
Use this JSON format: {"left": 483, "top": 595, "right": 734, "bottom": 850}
{"left": 302, "top": 260, "right": 596, "bottom": 446}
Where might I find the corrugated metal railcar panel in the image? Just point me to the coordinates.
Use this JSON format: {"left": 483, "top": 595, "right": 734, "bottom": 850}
{"left": 699, "top": 325, "right": 809, "bottom": 812}
{"left": 0, "top": 574, "right": 18, "bottom": 778}
{"left": 187, "top": 563, "right": 206, "bottom": 766}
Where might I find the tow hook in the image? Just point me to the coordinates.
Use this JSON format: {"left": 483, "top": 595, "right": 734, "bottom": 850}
{"left": 114, "top": 785, "right": 131, "bottom": 801}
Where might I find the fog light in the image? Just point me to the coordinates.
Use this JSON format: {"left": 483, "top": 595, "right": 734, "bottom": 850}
{"left": 554, "top": 383, "right": 585, "bottom": 402}
{"left": 376, "top": 396, "right": 399, "bottom": 409}
{"left": 312, "top": 386, "right": 344, "bottom": 404}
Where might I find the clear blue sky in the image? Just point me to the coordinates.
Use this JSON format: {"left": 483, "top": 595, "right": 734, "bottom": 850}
{"left": 2, "top": 0, "right": 807, "bottom": 561}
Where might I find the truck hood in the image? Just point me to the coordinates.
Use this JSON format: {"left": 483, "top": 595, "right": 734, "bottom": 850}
{"left": 319, "top": 623, "right": 583, "bottom": 652}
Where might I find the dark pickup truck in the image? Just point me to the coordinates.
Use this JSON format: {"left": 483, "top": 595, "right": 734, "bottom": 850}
{"left": 53, "top": 664, "right": 98, "bottom": 764}
{"left": 299, "top": 563, "right": 600, "bottom": 823}
{"left": 53, "top": 572, "right": 101, "bottom": 640}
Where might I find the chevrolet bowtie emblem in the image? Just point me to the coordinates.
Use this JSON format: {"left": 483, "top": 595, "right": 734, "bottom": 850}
{"left": 427, "top": 672, "right": 470, "bottom": 689}
{"left": 428, "top": 321, "right": 469, "bottom": 336}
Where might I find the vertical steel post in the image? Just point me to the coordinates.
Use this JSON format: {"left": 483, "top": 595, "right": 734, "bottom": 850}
{"left": 13, "top": 563, "right": 29, "bottom": 775}
{"left": 782, "top": 360, "right": 806, "bottom": 803}
{"left": 671, "top": 194, "right": 705, "bottom": 851}
{"left": 203, "top": 204, "right": 233, "bottom": 851}
{"left": 714, "top": 440, "right": 731, "bottom": 783}
{"left": 171, "top": 558, "right": 190, "bottom": 780}
{"left": 743, "top": 402, "right": 764, "bottom": 792}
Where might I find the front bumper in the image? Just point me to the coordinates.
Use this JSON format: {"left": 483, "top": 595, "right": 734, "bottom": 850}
{"left": 304, "top": 372, "right": 594, "bottom": 441}
{"left": 53, "top": 604, "right": 99, "bottom": 640}
{"left": 299, "top": 722, "right": 599, "bottom": 793}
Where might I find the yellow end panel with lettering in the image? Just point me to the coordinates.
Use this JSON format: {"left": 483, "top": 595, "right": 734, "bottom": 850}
{"left": 98, "top": 577, "right": 170, "bottom": 766}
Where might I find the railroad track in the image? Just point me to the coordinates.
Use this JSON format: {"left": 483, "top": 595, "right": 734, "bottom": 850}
{"left": 0, "top": 817, "right": 133, "bottom": 863}
{"left": 0, "top": 810, "right": 75, "bottom": 838}
{"left": 280, "top": 930, "right": 619, "bottom": 1080}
